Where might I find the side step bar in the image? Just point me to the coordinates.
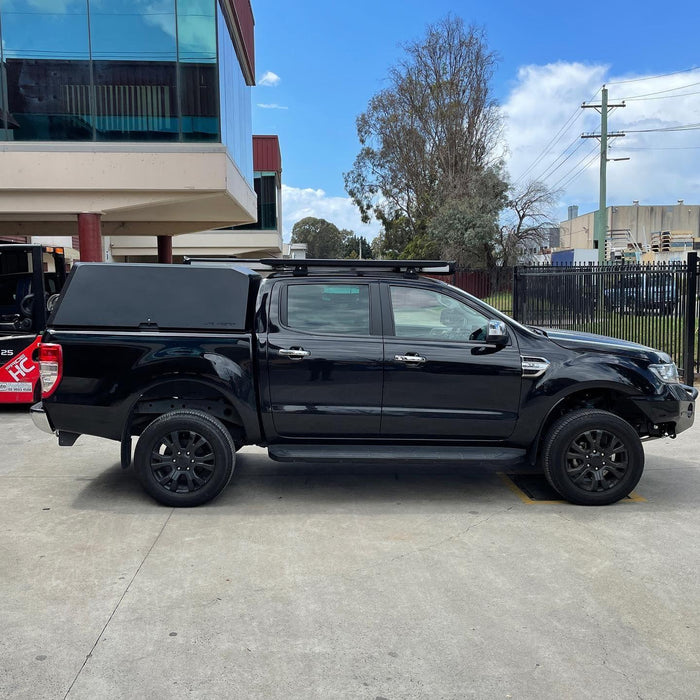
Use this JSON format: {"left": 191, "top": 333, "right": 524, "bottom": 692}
{"left": 268, "top": 445, "right": 525, "bottom": 464}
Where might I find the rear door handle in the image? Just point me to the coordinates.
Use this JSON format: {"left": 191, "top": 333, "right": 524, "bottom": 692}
{"left": 279, "top": 348, "right": 310, "bottom": 360}
{"left": 394, "top": 354, "right": 426, "bottom": 365}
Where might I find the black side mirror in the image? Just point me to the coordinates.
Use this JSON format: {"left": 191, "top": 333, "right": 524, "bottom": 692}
{"left": 486, "top": 319, "right": 508, "bottom": 345}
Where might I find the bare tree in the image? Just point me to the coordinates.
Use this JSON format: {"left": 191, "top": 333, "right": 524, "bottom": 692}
{"left": 498, "top": 181, "right": 559, "bottom": 266}
{"left": 344, "top": 17, "right": 503, "bottom": 252}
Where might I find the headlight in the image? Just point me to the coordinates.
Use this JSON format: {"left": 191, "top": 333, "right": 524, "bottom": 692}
{"left": 649, "top": 363, "right": 679, "bottom": 383}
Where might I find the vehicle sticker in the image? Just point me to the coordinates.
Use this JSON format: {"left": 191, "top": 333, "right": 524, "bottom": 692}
{"left": 0, "top": 382, "right": 32, "bottom": 393}
{"left": 1, "top": 353, "right": 35, "bottom": 381}
{"left": 0, "top": 337, "right": 40, "bottom": 400}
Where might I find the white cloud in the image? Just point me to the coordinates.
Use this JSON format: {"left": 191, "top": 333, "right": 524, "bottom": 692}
{"left": 20, "top": 0, "right": 81, "bottom": 10}
{"left": 282, "top": 185, "right": 382, "bottom": 241}
{"left": 257, "top": 103, "right": 288, "bottom": 110}
{"left": 258, "top": 71, "right": 281, "bottom": 87}
{"left": 5, "top": 0, "right": 88, "bottom": 11}
{"left": 503, "top": 63, "right": 700, "bottom": 221}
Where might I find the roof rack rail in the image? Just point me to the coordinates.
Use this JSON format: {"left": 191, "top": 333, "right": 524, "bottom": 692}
{"left": 184, "top": 257, "right": 262, "bottom": 265}
{"left": 259, "top": 259, "right": 454, "bottom": 274}
{"left": 183, "top": 257, "right": 455, "bottom": 276}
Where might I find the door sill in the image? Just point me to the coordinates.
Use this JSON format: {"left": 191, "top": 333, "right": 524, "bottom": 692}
{"left": 267, "top": 444, "right": 525, "bottom": 464}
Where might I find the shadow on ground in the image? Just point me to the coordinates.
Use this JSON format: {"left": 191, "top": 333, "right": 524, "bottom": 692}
{"left": 72, "top": 454, "right": 530, "bottom": 514}
{"left": 69, "top": 448, "right": 700, "bottom": 515}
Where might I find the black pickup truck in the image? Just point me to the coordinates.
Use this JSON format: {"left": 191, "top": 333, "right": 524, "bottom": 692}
{"left": 32, "top": 259, "right": 696, "bottom": 507}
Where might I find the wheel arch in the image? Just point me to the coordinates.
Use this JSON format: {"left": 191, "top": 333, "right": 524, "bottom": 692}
{"left": 120, "top": 376, "right": 256, "bottom": 467}
{"left": 527, "top": 385, "right": 650, "bottom": 466}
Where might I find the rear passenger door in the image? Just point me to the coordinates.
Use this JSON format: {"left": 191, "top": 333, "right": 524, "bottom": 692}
{"left": 265, "top": 280, "right": 383, "bottom": 438}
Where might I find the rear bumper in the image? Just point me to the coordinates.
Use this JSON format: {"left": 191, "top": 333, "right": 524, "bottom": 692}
{"left": 31, "top": 402, "right": 54, "bottom": 435}
{"left": 631, "top": 384, "right": 696, "bottom": 437}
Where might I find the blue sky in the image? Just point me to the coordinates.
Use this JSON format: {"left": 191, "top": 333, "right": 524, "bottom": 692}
{"left": 251, "top": 0, "right": 700, "bottom": 239}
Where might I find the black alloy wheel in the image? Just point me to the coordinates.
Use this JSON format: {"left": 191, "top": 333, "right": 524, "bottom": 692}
{"left": 564, "top": 429, "right": 629, "bottom": 492}
{"left": 542, "top": 409, "right": 644, "bottom": 505}
{"left": 150, "top": 429, "right": 216, "bottom": 494}
{"left": 134, "top": 409, "right": 235, "bottom": 507}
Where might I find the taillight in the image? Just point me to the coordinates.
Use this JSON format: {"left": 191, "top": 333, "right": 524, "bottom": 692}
{"left": 38, "top": 343, "right": 63, "bottom": 398}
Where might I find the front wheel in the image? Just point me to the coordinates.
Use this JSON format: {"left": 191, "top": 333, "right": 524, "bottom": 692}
{"left": 134, "top": 409, "right": 235, "bottom": 507}
{"left": 541, "top": 409, "right": 644, "bottom": 505}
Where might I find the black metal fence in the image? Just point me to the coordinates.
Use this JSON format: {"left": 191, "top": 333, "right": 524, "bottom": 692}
{"left": 433, "top": 267, "right": 515, "bottom": 315}
{"left": 510, "top": 254, "right": 699, "bottom": 382}
{"left": 432, "top": 257, "right": 699, "bottom": 381}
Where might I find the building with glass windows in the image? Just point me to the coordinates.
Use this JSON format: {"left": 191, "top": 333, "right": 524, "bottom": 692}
{"left": 111, "top": 134, "right": 282, "bottom": 261}
{"left": 0, "top": 0, "right": 259, "bottom": 261}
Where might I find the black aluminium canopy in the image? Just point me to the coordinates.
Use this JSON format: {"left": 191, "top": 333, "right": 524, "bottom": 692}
{"left": 50, "top": 263, "right": 260, "bottom": 331}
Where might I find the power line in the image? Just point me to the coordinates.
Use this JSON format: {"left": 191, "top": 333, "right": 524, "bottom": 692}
{"left": 557, "top": 150, "right": 600, "bottom": 191}
{"left": 512, "top": 106, "right": 583, "bottom": 186}
{"left": 624, "top": 90, "right": 700, "bottom": 102}
{"left": 614, "top": 145, "right": 700, "bottom": 151}
{"left": 513, "top": 87, "right": 602, "bottom": 187}
{"left": 551, "top": 145, "right": 599, "bottom": 191}
{"left": 620, "top": 80, "right": 700, "bottom": 100}
{"left": 624, "top": 123, "right": 700, "bottom": 133}
{"left": 534, "top": 137, "right": 587, "bottom": 182}
{"left": 607, "top": 67, "right": 700, "bottom": 85}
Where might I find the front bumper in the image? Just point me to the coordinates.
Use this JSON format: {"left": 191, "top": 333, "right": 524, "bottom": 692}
{"left": 631, "top": 383, "right": 697, "bottom": 437}
{"left": 31, "top": 402, "right": 55, "bottom": 435}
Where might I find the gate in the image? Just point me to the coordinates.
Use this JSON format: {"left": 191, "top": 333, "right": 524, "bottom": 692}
{"left": 512, "top": 253, "right": 698, "bottom": 382}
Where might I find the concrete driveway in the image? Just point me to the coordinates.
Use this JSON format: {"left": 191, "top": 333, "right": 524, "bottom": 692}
{"left": 1, "top": 406, "right": 699, "bottom": 700}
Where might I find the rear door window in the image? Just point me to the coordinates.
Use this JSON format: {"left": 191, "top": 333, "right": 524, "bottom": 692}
{"left": 285, "top": 283, "right": 371, "bottom": 335}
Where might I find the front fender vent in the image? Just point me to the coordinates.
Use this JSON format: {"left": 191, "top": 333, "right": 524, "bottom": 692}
{"left": 521, "top": 356, "right": 550, "bottom": 378}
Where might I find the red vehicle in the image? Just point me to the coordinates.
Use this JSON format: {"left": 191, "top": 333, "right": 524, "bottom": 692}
{"left": 0, "top": 244, "right": 67, "bottom": 404}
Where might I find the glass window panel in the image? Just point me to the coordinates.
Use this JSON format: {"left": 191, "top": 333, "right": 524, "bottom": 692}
{"left": 233, "top": 174, "right": 277, "bottom": 231}
{"left": 389, "top": 286, "right": 490, "bottom": 341}
{"left": 89, "top": 0, "right": 177, "bottom": 62}
{"left": 287, "top": 284, "right": 371, "bottom": 336}
{"left": 178, "top": 0, "right": 217, "bottom": 142}
{"left": 89, "top": 0, "right": 178, "bottom": 141}
{"left": 1, "top": 0, "right": 90, "bottom": 140}
{"left": 259, "top": 175, "right": 277, "bottom": 229}
{"left": 217, "top": 3, "right": 251, "bottom": 181}
{"left": 176, "top": 0, "right": 216, "bottom": 62}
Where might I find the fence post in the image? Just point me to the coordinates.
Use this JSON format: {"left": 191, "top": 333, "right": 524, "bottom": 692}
{"left": 512, "top": 267, "right": 520, "bottom": 322}
{"left": 683, "top": 251, "right": 697, "bottom": 384}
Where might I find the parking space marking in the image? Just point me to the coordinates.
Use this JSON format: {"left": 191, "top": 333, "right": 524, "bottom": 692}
{"left": 497, "top": 472, "right": 646, "bottom": 505}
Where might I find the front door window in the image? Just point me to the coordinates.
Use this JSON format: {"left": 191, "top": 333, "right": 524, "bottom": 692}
{"left": 389, "top": 286, "right": 491, "bottom": 342}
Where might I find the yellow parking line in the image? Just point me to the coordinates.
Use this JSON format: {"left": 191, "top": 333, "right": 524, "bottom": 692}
{"left": 497, "top": 472, "right": 646, "bottom": 505}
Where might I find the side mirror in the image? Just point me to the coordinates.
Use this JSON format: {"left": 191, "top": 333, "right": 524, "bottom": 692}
{"left": 486, "top": 319, "right": 508, "bottom": 345}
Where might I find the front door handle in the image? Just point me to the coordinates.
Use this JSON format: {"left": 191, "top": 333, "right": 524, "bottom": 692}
{"left": 279, "top": 348, "right": 310, "bottom": 360}
{"left": 394, "top": 353, "right": 426, "bottom": 365}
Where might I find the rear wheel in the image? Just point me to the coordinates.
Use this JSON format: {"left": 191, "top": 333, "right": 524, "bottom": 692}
{"left": 134, "top": 409, "right": 235, "bottom": 507}
{"left": 541, "top": 409, "right": 644, "bottom": 505}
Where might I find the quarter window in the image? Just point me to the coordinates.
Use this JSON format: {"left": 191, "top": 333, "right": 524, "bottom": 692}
{"left": 389, "top": 286, "right": 491, "bottom": 341}
{"left": 286, "top": 284, "right": 370, "bottom": 336}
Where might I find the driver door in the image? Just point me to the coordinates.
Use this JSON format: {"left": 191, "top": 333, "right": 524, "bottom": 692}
{"left": 381, "top": 283, "right": 522, "bottom": 440}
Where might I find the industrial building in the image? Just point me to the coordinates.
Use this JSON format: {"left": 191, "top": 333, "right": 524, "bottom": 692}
{"left": 559, "top": 201, "right": 700, "bottom": 262}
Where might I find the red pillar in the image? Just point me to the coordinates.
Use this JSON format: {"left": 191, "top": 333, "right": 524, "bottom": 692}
{"left": 157, "top": 235, "right": 173, "bottom": 264}
{"left": 77, "top": 213, "right": 103, "bottom": 262}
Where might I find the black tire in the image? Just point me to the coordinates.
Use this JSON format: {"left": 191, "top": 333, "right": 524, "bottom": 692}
{"left": 541, "top": 409, "right": 644, "bottom": 506}
{"left": 134, "top": 409, "right": 235, "bottom": 507}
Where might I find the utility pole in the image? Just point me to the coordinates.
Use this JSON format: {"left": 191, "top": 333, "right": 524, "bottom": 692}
{"left": 582, "top": 86, "right": 626, "bottom": 263}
